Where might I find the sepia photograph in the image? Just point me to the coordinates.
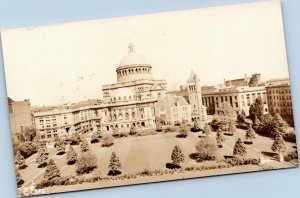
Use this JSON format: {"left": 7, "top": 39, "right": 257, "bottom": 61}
{"left": 1, "top": 0, "right": 298, "bottom": 197}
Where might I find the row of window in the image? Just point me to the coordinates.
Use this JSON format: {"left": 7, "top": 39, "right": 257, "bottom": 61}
{"left": 117, "top": 67, "right": 151, "bottom": 77}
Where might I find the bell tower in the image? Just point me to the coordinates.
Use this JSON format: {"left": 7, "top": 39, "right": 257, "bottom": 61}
{"left": 187, "top": 71, "right": 207, "bottom": 121}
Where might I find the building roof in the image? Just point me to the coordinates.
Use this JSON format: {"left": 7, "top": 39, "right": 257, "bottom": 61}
{"left": 160, "top": 95, "right": 189, "bottom": 107}
{"left": 118, "top": 43, "right": 149, "bottom": 68}
{"left": 187, "top": 70, "right": 199, "bottom": 82}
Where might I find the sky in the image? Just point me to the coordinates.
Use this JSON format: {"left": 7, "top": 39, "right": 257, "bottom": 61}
{"left": 1, "top": 0, "right": 289, "bottom": 106}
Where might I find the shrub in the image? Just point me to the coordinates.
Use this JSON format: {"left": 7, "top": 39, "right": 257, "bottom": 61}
{"left": 70, "top": 133, "right": 81, "bottom": 145}
{"left": 195, "top": 136, "right": 222, "bottom": 162}
{"left": 44, "top": 159, "right": 61, "bottom": 180}
{"left": 171, "top": 145, "right": 185, "bottom": 167}
{"left": 283, "top": 132, "right": 297, "bottom": 143}
{"left": 16, "top": 171, "right": 24, "bottom": 187}
{"left": 129, "top": 125, "right": 137, "bottom": 135}
{"left": 36, "top": 146, "right": 48, "bottom": 168}
{"left": 15, "top": 151, "right": 26, "bottom": 169}
{"left": 192, "top": 119, "right": 201, "bottom": 132}
{"left": 66, "top": 145, "right": 77, "bottom": 165}
{"left": 91, "top": 130, "right": 102, "bottom": 144}
{"left": 228, "top": 121, "right": 237, "bottom": 135}
{"left": 233, "top": 138, "right": 247, "bottom": 159}
{"left": 56, "top": 139, "right": 66, "bottom": 155}
{"left": 271, "top": 134, "right": 287, "bottom": 154}
{"left": 178, "top": 122, "right": 189, "bottom": 138}
{"left": 245, "top": 126, "right": 256, "bottom": 144}
{"left": 284, "top": 151, "right": 298, "bottom": 162}
{"left": 203, "top": 123, "right": 211, "bottom": 135}
{"left": 14, "top": 142, "right": 37, "bottom": 159}
{"left": 216, "top": 129, "right": 225, "bottom": 146}
{"left": 165, "top": 126, "right": 177, "bottom": 133}
{"left": 102, "top": 135, "right": 114, "bottom": 147}
{"left": 76, "top": 152, "right": 97, "bottom": 175}
{"left": 80, "top": 139, "right": 89, "bottom": 152}
{"left": 108, "top": 152, "right": 122, "bottom": 176}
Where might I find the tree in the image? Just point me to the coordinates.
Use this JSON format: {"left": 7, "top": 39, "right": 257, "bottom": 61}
{"left": 56, "top": 139, "right": 65, "bottom": 155}
{"left": 216, "top": 129, "right": 225, "bottom": 147}
{"left": 15, "top": 151, "right": 26, "bottom": 169}
{"left": 257, "top": 113, "right": 289, "bottom": 137}
{"left": 219, "top": 102, "right": 236, "bottom": 118}
{"left": 16, "top": 171, "right": 24, "bottom": 187}
{"left": 272, "top": 113, "right": 289, "bottom": 136}
{"left": 108, "top": 152, "right": 122, "bottom": 176}
{"left": 76, "top": 152, "right": 97, "bottom": 175}
{"left": 203, "top": 123, "right": 211, "bottom": 135}
{"left": 271, "top": 134, "right": 287, "bottom": 162}
{"left": 44, "top": 159, "right": 60, "bottom": 180}
{"left": 233, "top": 138, "right": 247, "bottom": 159}
{"left": 171, "top": 145, "right": 185, "bottom": 167}
{"left": 237, "top": 111, "right": 246, "bottom": 127}
{"left": 195, "top": 136, "right": 222, "bottom": 161}
{"left": 66, "top": 145, "right": 77, "bottom": 165}
{"left": 36, "top": 146, "right": 48, "bottom": 168}
{"left": 91, "top": 130, "right": 101, "bottom": 144}
{"left": 249, "top": 97, "right": 264, "bottom": 122}
{"left": 193, "top": 119, "right": 201, "bottom": 132}
{"left": 112, "top": 127, "right": 119, "bottom": 137}
{"left": 80, "top": 139, "right": 89, "bottom": 152}
{"left": 245, "top": 126, "right": 256, "bottom": 144}
{"left": 253, "top": 116, "right": 261, "bottom": 130}
{"left": 178, "top": 121, "right": 189, "bottom": 138}
{"left": 129, "top": 124, "right": 137, "bottom": 135}
{"left": 70, "top": 133, "right": 81, "bottom": 145}
{"left": 228, "top": 121, "right": 237, "bottom": 135}
{"left": 102, "top": 134, "right": 114, "bottom": 147}
{"left": 22, "top": 126, "right": 37, "bottom": 142}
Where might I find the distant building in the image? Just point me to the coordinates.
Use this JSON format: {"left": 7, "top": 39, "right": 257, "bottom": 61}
{"left": 8, "top": 98, "right": 33, "bottom": 137}
{"left": 202, "top": 85, "right": 268, "bottom": 116}
{"left": 266, "top": 81, "right": 294, "bottom": 126}
{"left": 224, "top": 73, "right": 262, "bottom": 87}
{"left": 33, "top": 43, "right": 205, "bottom": 139}
{"left": 155, "top": 95, "right": 191, "bottom": 125}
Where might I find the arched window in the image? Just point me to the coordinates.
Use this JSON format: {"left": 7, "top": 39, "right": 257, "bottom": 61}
{"left": 125, "top": 113, "right": 129, "bottom": 120}
{"left": 132, "top": 112, "right": 135, "bottom": 119}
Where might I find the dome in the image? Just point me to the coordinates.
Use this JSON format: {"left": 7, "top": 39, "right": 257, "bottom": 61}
{"left": 118, "top": 43, "right": 149, "bottom": 68}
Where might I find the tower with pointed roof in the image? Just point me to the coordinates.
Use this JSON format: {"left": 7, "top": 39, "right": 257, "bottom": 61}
{"left": 187, "top": 71, "right": 207, "bottom": 121}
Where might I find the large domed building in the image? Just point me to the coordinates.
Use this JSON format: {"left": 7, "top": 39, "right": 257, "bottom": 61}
{"left": 101, "top": 43, "right": 168, "bottom": 131}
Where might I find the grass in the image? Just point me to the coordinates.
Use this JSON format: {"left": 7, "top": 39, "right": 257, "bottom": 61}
{"left": 18, "top": 126, "right": 298, "bottom": 194}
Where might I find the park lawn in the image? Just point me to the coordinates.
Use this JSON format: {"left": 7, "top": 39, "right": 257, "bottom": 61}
{"left": 19, "top": 127, "right": 298, "bottom": 189}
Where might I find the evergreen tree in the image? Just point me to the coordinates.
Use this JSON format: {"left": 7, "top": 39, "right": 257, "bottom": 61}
{"left": 56, "top": 139, "right": 65, "bottom": 155}
{"left": 91, "top": 130, "right": 101, "bottom": 143}
{"left": 16, "top": 171, "right": 24, "bottom": 187}
{"left": 193, "top": 119, "right": 201, "bottom": 132}
{"left": 233, "top": 138, "right": 247, "bottom": 159}
{"left": 245, "top": 126, "right": 256, "bottom": 144}
{"left": 203, "top": 123, "right": 211, "bottom": 135}
{"left": 129, "top": 124, "right": 137, "bottom": 135}
{"left": 271, "top": 134, "right": 287, "bottom": 162}
{"left": 216, "top": 129, "right": 225, "bottom": 147}
{"left": 108, "top": 152, "right": 122, "bottom": 175}
{"left": 15, "top": 151, "right": 26, "bottom": 169}
{"left": 171, "top": 145, "right": 185, "bottom": 167}
{"left": 36, "top": 146, "right": 48, "bottom": 168}
{"left": 249, "top": 97, "right": 264, "bottom": 122}
{"left": 80, "top": 139, "right": 89, "bottom": 152}
{"left": 179, "top": 121, "right": 189, "bottom": 137}
{"left": 44, "top": 159, "right": 60, "bottom": 180}
{"left": 70, "top": 132, "right": 81, "bottom": 145}
{"left": 228, "top": 121, "right": 237, "bottom": 135}
{"left": 66, "top": 145, "right": 77, "bottom": 165}
{"left": 272, "top": 113, "right": 289, "bottom": 136}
